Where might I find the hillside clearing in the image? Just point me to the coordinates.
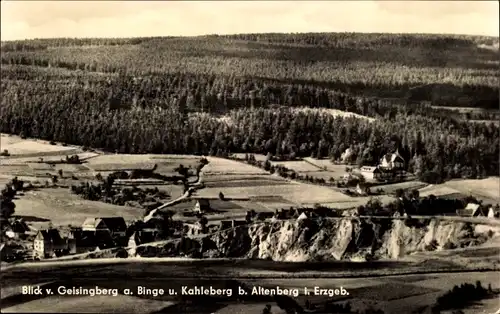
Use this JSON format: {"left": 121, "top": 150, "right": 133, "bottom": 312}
{"left": 291, "top": 107, "right": 375, "bottom": 122}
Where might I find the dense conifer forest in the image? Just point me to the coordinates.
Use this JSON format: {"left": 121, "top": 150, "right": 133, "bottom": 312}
{"left": 1, "top": 33, "right": 499, "bottom": 182}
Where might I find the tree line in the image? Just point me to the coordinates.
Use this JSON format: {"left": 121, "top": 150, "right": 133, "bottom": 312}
{"left": 1, "top": 76, "right": 498, "bottom": 182}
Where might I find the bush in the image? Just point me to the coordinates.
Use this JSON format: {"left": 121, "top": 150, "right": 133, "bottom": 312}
{"left": 425, "top": 239, "right": 439, "bottom": 251}
{"left": 443, "top": 241, "right": 456, "bottom": 250}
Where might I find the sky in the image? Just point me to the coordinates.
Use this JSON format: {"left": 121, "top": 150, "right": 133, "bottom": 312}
{"left": 1, "top": 1, "right": 498, "bottom": 41}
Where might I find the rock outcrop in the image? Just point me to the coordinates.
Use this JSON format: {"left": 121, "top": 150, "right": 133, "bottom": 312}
{"left": 133, "top": 218, "right": 499, "bottom": 261}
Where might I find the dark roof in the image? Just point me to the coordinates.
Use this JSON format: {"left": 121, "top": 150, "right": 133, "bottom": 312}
{"left": 197, "top": 199, "right": 210, "bottom": 207}
{"left": 12, "top": 220, "right": 30, "bottom": 233}
{"left": 38, "top": 229, "right": 65, "bottom": 245}
{"left": 73, "top": 230, "right": 114, "bottom": 248}
{"left": 99, "top": 217, "right": 127, "bottom": 232}
{"left": 71, "top": 231, "right": 98, "bottom": 248}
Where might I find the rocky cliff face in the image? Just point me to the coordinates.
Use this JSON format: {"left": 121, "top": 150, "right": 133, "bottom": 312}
{"left": 133, "top": 218, "right": 499, "bottom": 262}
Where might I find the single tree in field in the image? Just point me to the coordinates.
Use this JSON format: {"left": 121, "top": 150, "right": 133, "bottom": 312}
{"left": 58, "top": 169, "right": 64, "bottom": 178}
{"left": 219, "top": 192, "right": 225, "bottom": 200}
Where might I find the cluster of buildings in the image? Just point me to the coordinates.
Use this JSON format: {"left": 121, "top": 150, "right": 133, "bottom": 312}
{"left": 456, "top": 203, "right": 500, "bottom": 218}
{"left": 358, "top": 150, "right": 406, "bottom": 182}
{"left": 33, "top": 217, "right": 128, "bottom": 259}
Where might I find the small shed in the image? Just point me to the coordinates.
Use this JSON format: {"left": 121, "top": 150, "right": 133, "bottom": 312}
{"left": 194, "top": 199, "right": 211, "bottom": 213}
{"left": 297, "top": 212, "right": 309, "bottom": 221}
{"left": 488, "top": 207, "right": 496, "bottom": 218}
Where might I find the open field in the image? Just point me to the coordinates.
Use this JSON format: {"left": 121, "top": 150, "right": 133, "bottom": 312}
{"left": 0, "top": 152, "right": 100, "bottom": 164}
{"left": 376, "top": 181, "right": 428, "bottom": 194}
{"left": 1, "top": 293, "right": 176, "bottom": 313}
{"left": 204, "top": 157, "right": 269, "bottom": 175}
{"left": 1, "top": 134, "right": 80, "bottom": 156}
{"left": 204, "top": 178, "right": 291, "bottom": 189}
{"left": 302, "top": 158, "right": 347, "bottom": 172}
{"left": 443, "top": 178, "right": 500, "bottom": 202}
{"left": 270, "top": 160, "right": 321, "bottom": 172}
{"left": 195, "top": 182, "right": 353, "bottom": 205}
{"left": 232, "top": 153, "right": 268, "bottom": 163}
{"left": 11, "top": 188, "right": 144, "bottom": 228}
{"left": 419, "top": 177, "right": 500, "bottom": 204}
{"left": 86, "top": 162, "right": 157, "bottom": 172}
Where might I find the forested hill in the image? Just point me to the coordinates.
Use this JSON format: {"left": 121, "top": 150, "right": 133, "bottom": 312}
{"left": 1, "top": 33, "right": 498, "bottom": 108}
{"left": 1, "top": 33, "right": 499, "bottom": 182}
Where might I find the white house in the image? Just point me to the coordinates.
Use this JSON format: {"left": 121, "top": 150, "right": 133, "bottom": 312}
{"left": 379, "top": 150, "right": 405, "bottom": 170}
{"left": 33, "top": 229, "right": 67, "bottom": 259}
{"left": 359, "top": 166, "right": 382, "bottom": 181}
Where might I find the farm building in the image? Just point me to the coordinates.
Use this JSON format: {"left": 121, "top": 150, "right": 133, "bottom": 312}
{"left": 456, "top": 203, "right": 487, "bottom": 217}
{"left": 359, "top": 167, "right": 381, "bottom": 181}
{"left": 67, "top": 229, "right": 99, "bottom": 254}
{"left": 33, "top": 229, "right": 67, "bottom": 259}
{"left": 379, "top": 150, "right": 405, "bottom": 170}
{"left": 81, "top": 217, "right": 127, "bottom": 238}
{"left": 194, "top": 199, "right": 211, "bottom": 213}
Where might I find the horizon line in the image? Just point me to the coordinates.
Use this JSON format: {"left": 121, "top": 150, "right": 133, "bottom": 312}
{"left": 2, "top": 31, "right": 499, "bottom": 42}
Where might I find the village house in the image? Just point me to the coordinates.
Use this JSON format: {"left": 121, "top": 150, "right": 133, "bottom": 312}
{"left": 81, "top": 217, "right": 127, "bottom": 239}
{"left": 67, "top": 228, "right": 99, "bottom": 254}
{"left": 4, "top": 219, "right": 30, "bottom": 240}
{"left": 194, "top": 199, "right": 211, "bottom": 214}
{"left": 456, "top": 203, "right": 487, "bottom": 217}
{"left": 379, "top": 150, "right": 405, "bottom": 171}
{"left": 359, "top": 166, "right": 381, "bottom": 181}
{"left": 33, "top": 228, "right": 67, "bottom": 259}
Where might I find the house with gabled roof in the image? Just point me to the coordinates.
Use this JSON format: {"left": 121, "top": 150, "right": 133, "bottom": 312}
{"left": 33, "top": 228, "right": 67, "bottom": 259}
{"left": 379, "top": 149, "right": 405, "bottom": 171}
{"left": 81, "top": 217, "right": 127, "bottom": 238}
{"left": 67, "top": 228, "right": 99, "bottom": 254}
{"left": 456, "top": 203, "right": 487, "bottom": 217}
